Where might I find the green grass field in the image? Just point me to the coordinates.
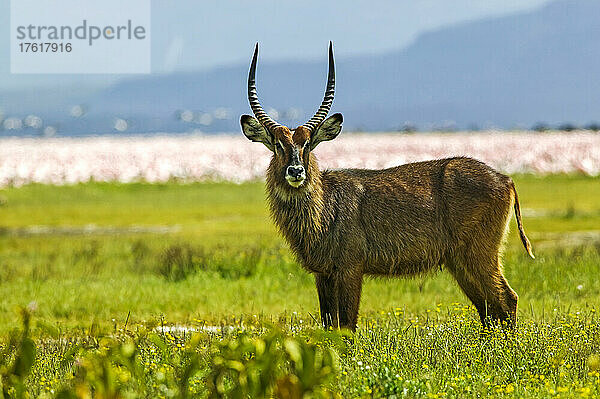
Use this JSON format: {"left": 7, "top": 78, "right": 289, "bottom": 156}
{"left": 1, "top": 175, "right": 600, "bottom": 397}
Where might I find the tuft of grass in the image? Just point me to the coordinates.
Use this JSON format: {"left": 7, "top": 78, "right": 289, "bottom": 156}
{"left": 139, "top": 243, "right": 264, "bottom": 281}
{"left": 158, "top": 244, "right": 198, "bottom": 281}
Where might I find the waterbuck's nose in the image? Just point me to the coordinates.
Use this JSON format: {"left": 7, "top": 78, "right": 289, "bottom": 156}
{"left": 286, "top": 165, "right": 305, "bottom": 179}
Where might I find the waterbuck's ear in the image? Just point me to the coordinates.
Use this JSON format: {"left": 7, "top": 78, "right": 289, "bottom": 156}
{"left": 310, "top": 113, "right": 343, "bottom": 151}
{"left": 241, "top": 115, "right": 274, "bottom": 152}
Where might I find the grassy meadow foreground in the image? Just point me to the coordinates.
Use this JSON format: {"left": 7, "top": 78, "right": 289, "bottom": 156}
{"left": 1, "top": 175, "right": 600, "bottom": 397}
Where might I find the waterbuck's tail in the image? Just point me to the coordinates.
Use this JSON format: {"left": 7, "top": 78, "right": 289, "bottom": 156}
{"left": 510, "top": 181, "right": 535, "bottom": 259}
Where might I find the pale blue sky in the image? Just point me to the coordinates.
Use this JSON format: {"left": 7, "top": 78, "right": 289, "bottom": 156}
{"left": 1, "top": 0, "right": 552, "bottom": 89}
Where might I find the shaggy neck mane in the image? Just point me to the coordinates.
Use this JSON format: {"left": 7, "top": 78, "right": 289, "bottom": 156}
{"left": 265, "top": 155, "right": 327, "bottom": 257}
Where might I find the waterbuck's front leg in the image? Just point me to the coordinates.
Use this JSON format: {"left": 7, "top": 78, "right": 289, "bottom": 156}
{"left": 336, "top": 269, "right": 363, "bottom": 331}
{"left": 316, "top": 269, "right": 363, "bottom": 331}
{"left": 315, "top": 273, "right": 339, "bottom": 329}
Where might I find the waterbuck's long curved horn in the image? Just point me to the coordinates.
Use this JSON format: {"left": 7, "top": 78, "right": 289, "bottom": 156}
{"left": 248, "top": 43, "right": 281, "bottom": 131}
{"left": 303, "top": 41, "right": 335, "bottom": 132}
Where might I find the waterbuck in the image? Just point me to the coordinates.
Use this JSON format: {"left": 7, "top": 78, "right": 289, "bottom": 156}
{"left": 240, "top": 42, "right": 534, "bottom": 331}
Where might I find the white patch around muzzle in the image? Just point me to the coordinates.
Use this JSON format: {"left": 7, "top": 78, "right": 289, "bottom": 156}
{"left": 285, "top": 174, "right": 306, "bottom": 188}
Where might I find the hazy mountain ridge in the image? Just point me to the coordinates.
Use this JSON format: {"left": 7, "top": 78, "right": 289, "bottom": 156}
{"left": 94, "top": 0, "right": 600, "bottom": 132}
{"left": 2, "top": 0, "right": 598, "bottom": 134}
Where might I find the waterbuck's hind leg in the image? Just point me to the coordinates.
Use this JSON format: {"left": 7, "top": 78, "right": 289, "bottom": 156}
{"left": 447, "top": 262, "right": 489, "bottom": 323}
{"left": 498, "top": 273, "right": 519, "bottom": 326}
{"left": 450, "top": 254, "right": 518, "bottom": 328}
{"left": 315, "top": 273, "right": 339, "bottom": 329}
{"left": 476, "top": 254, "right": 518, "bottom": 328}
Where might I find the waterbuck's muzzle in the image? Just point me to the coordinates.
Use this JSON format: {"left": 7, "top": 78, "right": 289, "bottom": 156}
{"left": 286, "top": 165, "right": 306, "bottom": 187}
{"left": 285, "top": 147, "right": 306, "bottom": 187}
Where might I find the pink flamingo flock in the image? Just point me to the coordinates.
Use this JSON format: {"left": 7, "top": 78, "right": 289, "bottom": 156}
{"left": 0, "top": 132, "right": 598, "bottom": 187}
